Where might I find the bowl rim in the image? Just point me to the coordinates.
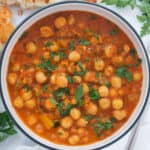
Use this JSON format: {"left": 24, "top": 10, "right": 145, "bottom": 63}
{"left": 0, "top": 1, "right": 150, "bottom": 150}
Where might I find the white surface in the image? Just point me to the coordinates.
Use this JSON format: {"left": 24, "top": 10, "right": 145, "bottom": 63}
{"left": 0, "top": 1, "right": 150, "bottom": 150}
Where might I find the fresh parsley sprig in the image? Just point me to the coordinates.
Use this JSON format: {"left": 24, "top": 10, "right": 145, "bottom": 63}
{"left": 102, "top": 0, "right": 150, "bottom": 36}
{"left": 0, "top": 112, "right": 17, "bottom": 142}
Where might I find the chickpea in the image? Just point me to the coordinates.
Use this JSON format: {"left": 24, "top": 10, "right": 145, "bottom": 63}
{"left": 83, "top": 83, "right": 89, "bottom": 94}
{"left": 68, "top": 63, "right": 76, "bottom": 74}
{"left": 33, "top": 59, "right": 40, "bottom": 65}
{"left": 73, "top": 76, "right": 82, "bottom": 83}
{"left": 12, "top": 63, "right": 20, "bottom": 72}
{"left": 53, "top": 55, "right": 60, "bottom": 62}
{"left": 118, "top": 89, "right": 125, "bottom": 96}
{"left": 110, "top": 88, "right": 118, "bottom": 98}
{"left": 50, "top": 74, "right": 56, "bottom": 85}
{"left": 40, "top": 26, "right": 54, "bottom": 38}
{"left": 8, "top": 73, "right": 17, "bottom": 85}
{"left": 123, "top": 44, "right": 130, "bottom": 53}
{"left": 26, "top": 41, "right": 37, "bottom": 54}
{"left": 98, "top": 85, "right": 109, "bottom": 97}
{"left": 56, "top": 74, "right": 68, "bottom": 88}
{"left": 21, "top": 89, "right": 32, "bottom": 101}
{"left": 58, "top": 39, "right": 68, "bottom": 48}
{"left": 54, "top": 16, "right": 67, "bottom": 29}
{"left": 99, "top": 98, "right": 111, "bottom": 110}
{"left": 68, "top": 135, "right": 80, "bottom": 145}
{"left": 43, "top": 51, "right": 50, "bottom": 60}
{"left": 57, "top": 128, "right": 69, "bottom": 139}
{"left": 61, "top": 116, "right": 73, "bottom": 129}
{"left": 133, "top": 72, "right": 142, "bottom": 81}
{"left": 86, "top": 102, "right": 98, "bottom": 115}
{"left": 105, "top": 44, "right": 117, "bottom": 58}
{"left": 113, "top": 110, "right": 127, "bottom": 121}
{"left": 77, "top": 118, "right": 88, "bottom": 127}
{"left": 90, "top": 37, "right": 99, "bottom": 45}
{"left": 84, "top": 72, "right": 96, "bottom": 83}
{"left": 94, "top": 59, "right": 105, "bottom": 71}
{"left": 27, "top": 115, "right": 37, "bottom": 126}
{"left": 104, "top": 65, "right": 114, "bottom": 77}
{"left": 77, "top": 128, "right": 85, "bottom": 136}
{"left": 25, "top": 99, "right": 36, "bottom": 109}
{"left": 50, "top": 42, "right": 59, "bottom": 52}
{"left": 111, "top": 76, "right": 122, "bottom": 89}
{"left": 71, "top": 98, "right": 77, "bottom": 105}
{"left": 35, "top": 124, "right": 44, "bottom": 133}
{"left": 70, "top": 108, "right": 81, "bottom": 120}
{"left": 68, "top": 14, "right": 75, "bottom": 25}
{"left": 69, "top": 51, "right": 80, "bottom": 62}
{"left": 112, "top": 56, "right": 123, "bottom": 65}
{"left": 13, "top": 96, "right": 24, "bottom": 109}
{"left": 35, "top": 71, "right": 47, "bottom": 84}
{"left": 112, "top": 98, "right": 124, "bottom": 110}
{"left": 44, "top": 99, "right": 56, "bottom": 111}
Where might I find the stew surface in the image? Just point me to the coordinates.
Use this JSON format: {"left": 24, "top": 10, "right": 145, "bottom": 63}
{"left": 7, "top": 11, "right": 143, "bottom": 146}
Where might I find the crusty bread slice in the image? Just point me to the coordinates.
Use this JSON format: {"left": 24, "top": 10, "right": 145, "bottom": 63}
{"left": 0, "top": 0, "right": 56, "bottom": 9}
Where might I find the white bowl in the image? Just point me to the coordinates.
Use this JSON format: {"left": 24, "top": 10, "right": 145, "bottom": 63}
{"left": 0, "top": 1, "right": 150, "bottom": 150}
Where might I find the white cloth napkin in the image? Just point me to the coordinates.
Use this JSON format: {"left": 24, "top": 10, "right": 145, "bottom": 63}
{"left": 0, "top": 2, "right": 150, "bottom": 150}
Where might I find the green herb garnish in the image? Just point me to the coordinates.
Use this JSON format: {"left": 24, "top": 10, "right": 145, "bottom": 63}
{"left": 75, "top": 85, "right": 84, "bottom": 106}
{"left": 102, "top": 0, "right": 150, "bottom": 36}
{"left": 38, "top": 58, "right": 56, "bottom": 72}
{"left": 66, "top": 75, "right": 75, "bottom": 84}
{"left": 0, "top": 112, "right": 17, "bottom": 142}
{"left": 93, "top": 119, "right": 113, "bottom": 137}
{"left": 115, "top": 66, "right": 133, "bottom": 82}
{"left": 59, "top": 51, "right": 67, "bottom": 59}
{"left": 45, "top": 41, "right": 53, "bottom": 47}
{"left": 68, "top": 42, "right": 75, "bottom": 50}
{"left": 105, "top": 81, "right": 112, "bottom": 88}
{"left": 79, "top": 39, "right": 91, "bottom": 46}
{"left": 42, "top": 84, "right": 49, "bottom": 92}
{"left": 75, "top": 62, "right": 87, "bottom": 76}
{"left": 53, "top": 88, "right": 69, "bottom": 99}
{"left": 130, "top": 49, "right": 137, "bottom": 57}
{"left": 89, "top": 87, "right": 100, "bottom": 101}
{"left": 84, "top": 114, "right": 94, "bottom": 121}
{"left": 95, "top": 72, "right": 100, "bottom": 79}
{"left": 23, "top": 85, "right": 30, "bottom": 91}
{"left": 109, "top": 28, "right": 118, "bottom": 35}
{"left": 50, "top": 98, "right": 74, "bottom": 117}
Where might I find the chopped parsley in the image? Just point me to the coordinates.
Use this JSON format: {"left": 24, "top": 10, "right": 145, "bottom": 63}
{"left": 89, "top": 87, "right": 100, "bottom": 101}
{"left": 79, "top": 39, "right": 91, "bottom": 46}
{"left": 75, "top": 85, "right": 84, "bottom": 106}
{"left": 93, "top": 119, "right": 113, "bottom": 137}
{"left": 109, "top": 28, "right": 118, "bottom": 36}
{"left": 42, "top": 84, "right": 49, "bottom": 92}
{"left": 68, "top": 42, "right": 75, "bottom": 50}
{"left": 49, "top": 98, "right": 74, "bottom": 117}
{"left": 38, "top": 58, "right": 56, "bottom": 72}
{"left": 130, "top": 49, "right": 137, "bottom": 57}
{"left": 115, "top": 66, "right": 133, "bottom": 82}
{"left": 75, "top": 62, "right": 87, "bottom": 76}
{"left": 84, "top": 114, "right": 94, "bottom": 121}
{"left": 53, "top": 88, "right": 69, "bottom": 99}
{"left": 66, "top": 75, "right": 75, "bottom": 84}
{"left": 45, "top": 41, "right": 53, "bottom": 47}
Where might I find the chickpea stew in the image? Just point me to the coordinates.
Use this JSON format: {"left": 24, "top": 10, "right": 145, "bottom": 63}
{"left": 7, "top": 11, "right": 143, "bottom": 146}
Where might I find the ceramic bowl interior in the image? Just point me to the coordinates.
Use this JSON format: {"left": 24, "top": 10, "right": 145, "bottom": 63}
{"left": 0, "top": 1, "right": 149, "bottom": 150}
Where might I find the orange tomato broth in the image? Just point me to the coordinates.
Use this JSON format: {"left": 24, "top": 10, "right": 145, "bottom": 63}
{"left": 7, "top": 11, "right": 142, "bottom": 146}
